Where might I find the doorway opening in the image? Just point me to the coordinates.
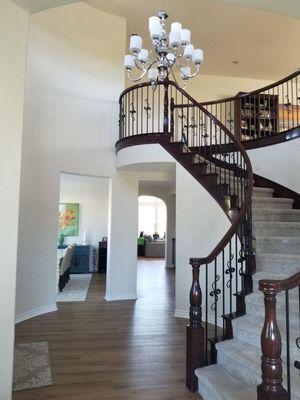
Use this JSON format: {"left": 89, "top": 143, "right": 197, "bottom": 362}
{"left": 138, "top": 195, "right": 167, "bottom": 259}
{"left": 56, "top": 173, "right": 109, "bottom": 302}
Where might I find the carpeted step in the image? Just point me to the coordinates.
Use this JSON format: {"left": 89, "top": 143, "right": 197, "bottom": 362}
{"left": 253, "top": 208, "right": 300, "bottom": 222}
{"left": 216, "top": 338, "right": 300, "bottom": 399}
{"left": 256, "top": 236, "right": 300, "bottom": 255}
{"left": 195, "top": 364, "right": 256, "bottom": 400}
{"left": 231, "top": 313, "right": 299, "bottom": 357}
{"left": 253, "top": 221, "right": 300, "bottom": 237}
{"left": 252, "top": 187, "right": 274, "bottom": 198}
{"left": 252, "top": 197, "right": 294, "bottom": 210}
{"left": 245, "top": 290, "right": 299, "bottom": 322}
{"left": 256, "top": 253, "right": 300, "bottom": 274}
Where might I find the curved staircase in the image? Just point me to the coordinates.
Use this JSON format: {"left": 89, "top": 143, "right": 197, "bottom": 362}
{"left": 196, "top": 186, "right": 300, "bottom": 400}
{"left": 116, "top": 73, "right": 300, "bottom": 400}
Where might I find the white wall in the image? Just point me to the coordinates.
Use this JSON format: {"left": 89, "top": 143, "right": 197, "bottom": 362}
{"left": 248, "top": 139, "right": 300, "bottom": 193}
{"left": 59, "top": 174, "right": 109, "bottom": 249}
{"left": 0, "top": 1, "right": 28, "bottom": 398}
{"left": 16, "top": 3, "right": 126, "bottom": 322}
{"left": 116, "top": 144, "right": 232, "bottom": 317}
{"left": 181, "top": 73, "right": 273, "bottom": 103}
{"left": 106, "top": 171, "right": 139, "bottom": 300}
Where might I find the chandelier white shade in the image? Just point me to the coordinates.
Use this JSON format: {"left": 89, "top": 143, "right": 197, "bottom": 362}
{"left": 123, "top": 10, "right": 204, "bottom": 89}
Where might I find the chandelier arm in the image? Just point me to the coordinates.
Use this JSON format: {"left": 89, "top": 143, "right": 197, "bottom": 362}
{"left": 134, "top": 58, "right": 145, "bottom": 71}
{"left": 173, "top": 62, "right": 200, "bottom": 79}
{"left": 169, "top": 66, "right": 181, "bottom": 87}
{"left": 127, "top": 60, "right": 157, "bottom": 82}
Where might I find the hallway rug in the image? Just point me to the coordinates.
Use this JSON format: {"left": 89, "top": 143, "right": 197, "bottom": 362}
{"left": 13, "top": 341, "right": 52, "bottom": 391}
{"left": 56, "top": 273, "right": 92, "bottom": 302}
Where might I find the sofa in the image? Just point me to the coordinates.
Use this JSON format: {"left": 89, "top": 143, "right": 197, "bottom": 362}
{"left": 144, "top": 240, "right": 165, "bottom": 258}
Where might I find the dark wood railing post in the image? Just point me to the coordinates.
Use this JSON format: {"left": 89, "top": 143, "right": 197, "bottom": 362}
{"left": 163, "top": 79, "right": 169, "bottom": 133}
{"left": 257, "top": 281, "right": 288, "bottom": 400}
{"left": 170, "top": 97, "right": 174, "bottom": 137}
{"left": 186, "top": 258, "right": 204, "bottom": 392}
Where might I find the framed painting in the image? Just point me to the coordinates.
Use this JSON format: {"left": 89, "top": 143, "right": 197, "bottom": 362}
{"left": 58, "top": 203, "right": 79, "bottom": 236}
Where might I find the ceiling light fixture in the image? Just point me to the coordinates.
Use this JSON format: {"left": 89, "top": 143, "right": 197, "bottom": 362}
{"left": 123, "top": 10, "right": 204, "bottom": 89}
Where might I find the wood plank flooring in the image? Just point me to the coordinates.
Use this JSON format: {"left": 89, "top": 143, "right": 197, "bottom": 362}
{"left": 13, "top": 258, "right": 200, "bottom": 400}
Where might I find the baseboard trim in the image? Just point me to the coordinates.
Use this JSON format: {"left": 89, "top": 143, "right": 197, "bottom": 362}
{"left": 174, "top": 309, "right": 223, "bottom": 327}
{"left": 174, "top": 309, "right": 189, "bottom": 319}
{"left": 15, "top": 304, "right": 57, "bottom": 324}
{"left": 105, "top": 292, "right": 137, "bottom": 301}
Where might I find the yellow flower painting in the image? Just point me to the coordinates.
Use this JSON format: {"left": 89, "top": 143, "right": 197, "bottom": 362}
{"left": 58, "top": 203, "right": 79, "bottom": 236}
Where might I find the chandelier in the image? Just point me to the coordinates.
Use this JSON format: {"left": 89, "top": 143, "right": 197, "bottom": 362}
{"left": 123, "top": 10, "right": 204, "bottom": 89}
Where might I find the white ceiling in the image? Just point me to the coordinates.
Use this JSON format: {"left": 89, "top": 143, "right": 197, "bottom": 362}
{"left": 88, "top": 0, "right": 300, "bottom": 80}
{"left": 12, "top": 0, "right": 84, "bottom": 13}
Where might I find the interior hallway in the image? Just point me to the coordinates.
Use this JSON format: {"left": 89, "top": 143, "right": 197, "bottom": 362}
{"left": 13, "top": 259, "right": 198, "bottom": 400}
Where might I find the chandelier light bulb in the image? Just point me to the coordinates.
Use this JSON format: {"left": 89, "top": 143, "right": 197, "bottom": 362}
{"left": 181, "top": 66, "right": 191, "bottom": 79}
{"left": 124, "top": 55, "right": 135, "bottom": 70}
{"left": 166, "top": 53, "right": 175, "bottom": 65}
{"left": 181, "top": 29, "right": 191, "bottom": 45}
{"left": 138, "top": 49, "right": 149, "bottom": 62}
{"left": 171, "top": 22, "right": 182, "bottom": 33}
{"left": 129, "top": 35, "right": 142, "bottom": 54}
{"left": 150, "top": 24, "right": 163, "bottom": 40}
{"left": 169, "top": 31, "right": 181, "bottom": 48}
{"left": 148, "top": 68, "right": 158, "bottom": 83}
{"left": 184, "top": 44, "right": 194, "bottom": 59}
{"left": 123, "top": 9, "right": 203, "bottom": 89}
{"left": 149, "top": 16, "right": 160, "bottom": 31}
{"left": 193, "top": 48, "right": 204, "bottom": 65}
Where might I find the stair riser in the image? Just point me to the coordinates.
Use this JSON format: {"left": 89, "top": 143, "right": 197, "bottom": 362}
{"left": 253, "top": 211, "right": 300, "bottom": 222}
{"left": 256, "top": 239, "right": 300, "bottom": 255}
{"left": 232, "top": 320, "right": 299, "bottom": 356}
{"left": 252, "top": 189, "right": 274, "bottom": 198}
{"left": 246, "top": 299, "right": 299, "bottom": 326}
{"left": 217, "top": 347, "right": 260, "bottom": 387}
{"left": 252, "top": 201, "right": 293, "bottom": 210}
{"left": 256, "top": 260, "right": 300, "bottom": 274}
{"left": 254, "top": 226, "right": 300, "bottom": 236}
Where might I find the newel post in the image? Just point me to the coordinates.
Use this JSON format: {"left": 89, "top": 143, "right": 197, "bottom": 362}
{"left": 257, "top": 281, "right": 288, "bottom": 400}
{"left": 163, "top": 79, "right": 169, "bottom": 133}
{"left": 186, "top": 258, "right": 205, "bottom": 392}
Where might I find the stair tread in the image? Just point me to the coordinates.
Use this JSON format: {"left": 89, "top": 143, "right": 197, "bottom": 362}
{"left": 195, "top": 364, "right": 256, "bottom": 400}
{"left": 232, "top": 313, "right": 299, "bottom": 351}
{"left": 254, "top": 221, "right": 300, "bottom": 226}
{"left": 252, "top": 197, "right": 293, "bottom": 203}
{"left": 216, "top": 338, "right": 300, "bottom": 390}
{"left": 253, "top": 187, "right": 274, "bottom": 193}
{"left": 257, "top": 252, "right": 300, "bottom": 260}
{"left": 253, "top": 208, "right": 300, "bottom": 213}
{"left": 256, "top": 235, "right": 300, "bottom": 241}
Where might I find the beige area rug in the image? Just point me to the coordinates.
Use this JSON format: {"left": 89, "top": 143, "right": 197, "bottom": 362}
{"left": 13, "top": 342, "right": 52, "bottom": 391}
{"left": 56, "top": 273, "right": 92, "bottom": 302}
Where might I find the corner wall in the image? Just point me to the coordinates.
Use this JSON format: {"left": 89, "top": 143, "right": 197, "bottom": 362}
{"left": 0, "top": 1, "right": 29, "bottom": 398}
{"left": 16, "top": 3, "right": 126, "bottom": 321}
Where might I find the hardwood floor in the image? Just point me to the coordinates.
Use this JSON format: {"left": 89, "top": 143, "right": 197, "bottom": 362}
{"left": 13, "top": 258, "right": 199, "bottom": 400}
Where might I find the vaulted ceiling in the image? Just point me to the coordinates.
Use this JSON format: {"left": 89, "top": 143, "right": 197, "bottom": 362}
{"left": 12, "top": 0, "right": 83, "bottom": 13}
{"left": 11, "top": 0, "right": 300, "bottom": 81}
{"left": 88, "top": 0, "right": 300, "bottom": 80}
{"left": 217, "top": 0, "right": 300, "bottom": 19}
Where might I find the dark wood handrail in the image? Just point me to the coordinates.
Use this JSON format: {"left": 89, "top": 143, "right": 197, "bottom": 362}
{"left": 200, "top": 70, "right": 300, "bottom": 106}
{"left": 259, "top": 271, "right": 300, "bottom": 293}
{"left": 167, "top": 81, "right": 254, "bottom": 266}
